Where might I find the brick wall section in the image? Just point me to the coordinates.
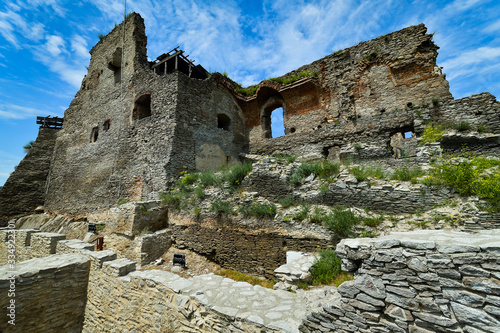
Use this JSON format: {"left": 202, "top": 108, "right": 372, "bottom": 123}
{"left": 0, "top": 127, "right": 58, "bottom": 225}
{"left": 299, "top": 230, "right": 500, "bottom": 333}
{"left": 0, "top": 253, "right": 90, "bottom": 333}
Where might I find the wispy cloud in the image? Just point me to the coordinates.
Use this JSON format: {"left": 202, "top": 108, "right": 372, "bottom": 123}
{"left": 0, "top": 103, "right": 55, "bottom": 120}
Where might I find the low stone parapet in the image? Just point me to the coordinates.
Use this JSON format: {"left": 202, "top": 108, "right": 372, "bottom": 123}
{"left": 300, "top": 229, "right": 500, "bottom": 332}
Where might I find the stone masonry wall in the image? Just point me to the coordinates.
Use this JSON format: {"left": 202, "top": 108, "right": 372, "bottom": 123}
{"left": 0, "top": 253, "right": 90, "bottom": 333}
{"left": 300, "top": 230, "right": 500, "bottom": 333}
{"left": 0, "top": 127, "right": 58, "bottom": 225}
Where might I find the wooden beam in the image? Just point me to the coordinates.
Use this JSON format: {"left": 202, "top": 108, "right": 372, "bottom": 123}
{"left": 151, "top": 50, "right": 183, "bottom": 69}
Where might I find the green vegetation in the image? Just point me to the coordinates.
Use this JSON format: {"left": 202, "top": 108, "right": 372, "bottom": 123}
{"left": 98, "top": 33, "right": 105, "bottom": 40}
{"left": 421, "top": 121, "right": 445, "bottom": 144}
{"left": 427, "top": 152, "right": 500, "bottom": 210}
{"left": 390, "top": 166, "right": 424, "bottom": 181}
{"left": 289, "top": 160, "right": 340, "bottom": 185}
{"left": 269, "top": 70, "right": 318, "bottom": 85}
{"left": 323, "top": 208, "right": 360, "bottom": 237}
{"left": 235, "top": 84, "right": 258, "bottom": 96}
{"left": 23, "top": 141, "right": 35, "bottom": 153}
{"left": 292, "top": 203, "right": 310, "bottom": 221}
{"left": 278, "top": 195, "right": 296, "bottom": 208}
{"left": 432, "top": 97, "right": 440, "bottom": 106}
{"left": 477, "top": 124, "right": 487, "bottom": 133}
{"left": 274, "top": 154, "right": 297, "bottom": 164}
{"left": 364, "top": 51, "right": 377, "bottom": 62}
{"left": 223, "top": 162, "right": 253, "bottom": 187}
{"left": 454, "top": 121, "right": 471, "bottom": 132}
{"left": 239, "top": 202, "right": 277, "bottom": 218}
{"left": 215, "top": 269, "right": 275, "bottom": 289}
{"left": 362, "top": 216, "right": 384, "bottom": 228}
{"left": 348, "top": 166, "right": 369, "bottom": 181}
{"left": 310, "top": 248, "right": 342, "bottom": 285}
{"left": 210, "top": 199, "right": 234, "bottom": 215}
{"left": 117, "top": 198, "right": 129, "bottom": 205}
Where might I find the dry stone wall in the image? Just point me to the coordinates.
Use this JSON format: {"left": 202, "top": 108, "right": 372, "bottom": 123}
{"left": 300, "top": 230, "right": 500, "bottom": 333}
{"left": 0, "top": 127, "right": 58, "bottom": 225}
{"left": 0, "top": 253, "right": 90, "bottom": 333}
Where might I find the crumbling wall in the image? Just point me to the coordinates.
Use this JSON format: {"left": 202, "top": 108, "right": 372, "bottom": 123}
{"left": 300, "top": 230, "right": 500, "bottom": 333}
{"left": 0, "top": 127, "right": 58, "bottom": 225}
{"left": 0, "top": 253, "right": 90, "bottom": 333}
{"left": 244, "top": 23, "right": 452, "bottom": 154}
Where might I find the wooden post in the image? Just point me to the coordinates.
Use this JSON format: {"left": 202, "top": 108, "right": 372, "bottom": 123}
{"left": 175, "top": 56, "right": 178, "bottom": 70}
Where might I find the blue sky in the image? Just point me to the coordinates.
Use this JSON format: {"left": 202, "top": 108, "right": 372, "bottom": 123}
{"left": 1, "top": 0, "right": 500, "bottom": 186}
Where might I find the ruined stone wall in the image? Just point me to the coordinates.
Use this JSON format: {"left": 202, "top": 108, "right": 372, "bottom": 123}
{"left": 245, "top": 23, "right": 452, "bottom": 152}
{"left": 0, "top": 253, "right": 90, "bottom": 333}
{"left": 169, "top": 213, "right": 331, "bottom": 279}
{"left": 300, "top": 230, "right": 500, "bottom": 333}
{"left": 0, "top": 127, "right": 58, "bottom": 225}
{"left": 167, "top": 72, "right": 246, "bottom": 177}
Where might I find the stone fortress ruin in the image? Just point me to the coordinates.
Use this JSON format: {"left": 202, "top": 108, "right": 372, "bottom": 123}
{"left": 1, "top": 12, "right": 500, "bottom": 333}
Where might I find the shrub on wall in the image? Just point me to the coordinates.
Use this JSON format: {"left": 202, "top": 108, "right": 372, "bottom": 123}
{"left": 310, "top": 248, "right": 342, "bottom": 285}
{"left": 421, "top": 121, "right": 445, "bottom": 144}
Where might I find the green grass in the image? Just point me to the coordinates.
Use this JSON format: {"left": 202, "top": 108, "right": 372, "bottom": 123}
{"left": 323, "top": 208, "right": 360, "bottom": 238}
{"left": 210, "top": 200, "right": 234, "bottom": 215}
{"left": 288, "top": 160, "right": 340, "bottom": 185}
{"left": 274, "top": 154, "right": 297, "bottom": 164}
{"left": 223, "top": 162, "right": 253, "bottom": 187}
{"left": 477, "top": 124, "right": 487, "bottom": 133}
{"left": 278, "top": 195, "right": 296, "bottom": 208}
{"left": 235, "top": 84, "right": 258, "bottom": 96}
{"left": 390, "top": 166, "right": 424, "bottom": 181}
{"left": 239, "top": 202, "right": 277, "bottom": 218}
{"left": 454, "top": 121, "right": 471, "bottom": 132}
{"left": 198, "top": 170, "right": 220, "bottom": 187}
{"left": 215, "top": 269, "right": 275, "bottom": 289}
{"left": 349, "top": 166, "right": 369, "bottom": 182}
{"left": 292, "top": 203, "right": 310, "bottom": 221}
{"left": 309, "top": 207, "right": 325, "bottom": 224}
{"left": 362, "top": 216, "right": 384, "bottom": 228}
{"left": 159, "top": 192, "right": 185, "bottom": 210}
{"left": 310, "top": 248, "right": 342, "bottom": 285}
{"left": 269, "top": 70, "right": 317, "bottom": 85}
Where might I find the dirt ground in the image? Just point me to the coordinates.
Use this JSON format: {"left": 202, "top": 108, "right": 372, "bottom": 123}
{"left": 140, "top": 247, "right": 221, "bottom": 279}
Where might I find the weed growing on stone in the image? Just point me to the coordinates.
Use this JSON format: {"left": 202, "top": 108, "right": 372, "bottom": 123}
{"left": 420, "top": 122, "right": 445, "bottom": 144}
{"left": 310, "top": 248, "right": 342, "bottom": 285}
{"left": 239, "top": 202, "right": 277, "bottom": 219}
{"left": 117, "top": 198, "right": 129, "bottom": 205}
{"left": 210, "top": 200, "right": 234, "bottom": 215}
{"left": 362, "top": 216, "right": 384, "bottom": 228}
{"left": 288, "top": 160, "right": 340, "bottom": 185}
{"left": 454, "top": 121, "right": 471, "bottom": 132}
{"left": 349, "top": 166, "right": 369, "bottom": 181}
{"left": 390, "top": 166, "right": 424, "bottom": 181}
{"left": 309, "top": 207, "right": 325, "bottom": 224}
{"left": 223, "top": 162, "right": 253, "bottom": 187}
{"left": 274, "top": 154, "right": 297, "bottom": 164}
{"left": 432, "top": 97, "right": 440, "bottom": 105}
{"left": 477, "top": 124, "right": 487, "bottom": 133}
{"left": 292, "top": 203, "right": 310, "bottom": 221}
{"left": 215, "top": 269, "right": 275, "bottom": 289}
{"left": 269, "top": 70, "right": 318, "bottom": 85}
{"left": 160, "top": 192, "right": 185, "bottom": 211}
{"left": 323, "top": 209, "right": 360, "bottom": 237}
{"left": 278, "top": 195, "right": 296, "bottom": 208}
{"left": 359, "top": 228, "right": 376, "bottom": 238}
{"left": 198, "top": 171, "right": 220, "bottom": 187}
{"left": 193, "top": 186, "right": 205, "bottom": 199}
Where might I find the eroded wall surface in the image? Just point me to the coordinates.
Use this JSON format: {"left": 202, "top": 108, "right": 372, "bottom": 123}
{"left": 0, "top": 128, "right": 57, "bottom": 225}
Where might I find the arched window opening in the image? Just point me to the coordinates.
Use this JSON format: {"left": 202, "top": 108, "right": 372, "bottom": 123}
{"left": 270, "top": 107, "right": 285, "bottom": 138}
{"left": 132, "top": 93, "right": 151, "bottom": 120}
{"left": 217, "top": 114, "right": 231, "bottom": 131}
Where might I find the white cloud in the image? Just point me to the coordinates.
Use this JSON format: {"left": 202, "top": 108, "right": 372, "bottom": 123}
{"left": 71, "top": 35, "right": 90, "bottom": 60}
{"left": 441, "top": 46, "right": 500, "bottom": 80}
{"left": 0, "top": 103, "right": 51, "bottom": 120}
{"left": 45, "top": 35, "right": 66, "bottom": 56}
{"left": 483, "top": 19, "right": 500, "bottom": 33}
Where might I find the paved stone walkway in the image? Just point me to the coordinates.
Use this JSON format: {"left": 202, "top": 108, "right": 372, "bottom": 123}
{"left": 126, "top": 269, "right": 329, "bottom": 332}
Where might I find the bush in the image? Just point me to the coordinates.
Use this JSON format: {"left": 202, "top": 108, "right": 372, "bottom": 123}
{"left": 210, "top": 200, "right": 234, "bottom": 215}
{"left": 421, "top": 122, "right": 445, "bottom": 144}
{"left": 429, "top": 153, "right": 500, "bottom": 209}
{"left": 180, "top": 173, "right": 197, "bottom": 185}
{"left": 239, "top": 202, "right": 277, "bottom": 218}
{"left": 323, "top": 209, "right": 360, "bottom": 237}
{"left": 310, "top": 248, "right": 342, "bottom": 285}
